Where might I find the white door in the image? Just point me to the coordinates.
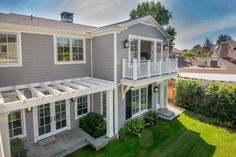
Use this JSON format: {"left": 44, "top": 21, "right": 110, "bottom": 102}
{"left": 33, "top": 100, "right": 70, "bottom": 142}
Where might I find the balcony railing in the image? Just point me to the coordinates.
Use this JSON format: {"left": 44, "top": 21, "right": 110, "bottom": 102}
{"left": 122, "top": 58, "right": 178, "bottom": 80}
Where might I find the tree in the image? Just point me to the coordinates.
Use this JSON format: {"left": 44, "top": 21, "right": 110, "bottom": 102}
{"left": 130, "top": 1, "right": 172, "bottom": 26}
{"left": 216, "top": 34, "right": 233, "bottom": 45}
{"left": 192, "top": 44, "right": 201, "bottom": 53}
{"left": 129, "top": 1, "right": 176, "bottom": 51}
{"left": 166, "top": 26, "right": 177, "bottom": 51}
{"left": 203, "top": 38, "right": 214, "bottom": 53}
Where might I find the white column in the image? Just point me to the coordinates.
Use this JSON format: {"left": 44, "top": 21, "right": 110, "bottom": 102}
{"left": 0, "top": 113, "right": 11, "bottom": 157}
{"left": 147, "top": 60, "right": 151, "bottom": 78}
{"left": 160, "top": 81, "right": 165, "bottom": 109}
{"left": 106, "top": 90, "right": 114, "bottom": 138}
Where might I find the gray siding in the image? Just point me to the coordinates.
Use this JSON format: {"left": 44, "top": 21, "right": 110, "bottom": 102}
{"left": 116, "top": 23, "right": 168, "bottom": 129}
{"left": 92, "top": 34, "right": 114, "bottom": 81}
{"left": 0, "top": 33, "right": 91, "bottom": 87}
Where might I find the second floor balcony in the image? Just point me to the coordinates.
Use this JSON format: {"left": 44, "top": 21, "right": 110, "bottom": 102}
{"left": 122, "top": 58, "right": 178, "bottom": 81}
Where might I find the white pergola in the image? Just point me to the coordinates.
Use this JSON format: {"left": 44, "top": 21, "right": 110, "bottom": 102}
{"left": 0, "top": 77, "right": 116, "bottom": 157}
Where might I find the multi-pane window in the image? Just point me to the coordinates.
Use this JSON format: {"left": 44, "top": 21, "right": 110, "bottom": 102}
{"left": 131, "top": 87, "right": 148, "bottom": 116}
{"left": 131, "top": 89, "right": 139, "bottom": 115}
{"left": 130, "top": 39, "right": 138, "bottom": 60}
{"left": 156, "top": 42, "right": 162, "bottom": 60}
{"left": 37, "top": 104, "right": 51, "bottom": 136}
{"left": 101, "top": 92, "right": 107, "bottom": 117}
{"left": 55, "top": 100, "right": 67, "bottom": 130}
{"left": 56, "top": 37, "right": 85, "bottom": 63}
{"left": 0, "top": 33, "right": 20, "bottom": 66}
{"left": 76, "top": 95, "right": 89, "bottom": 118}
{"left": 8, "top": 110, "right": 24, "bottom": 138}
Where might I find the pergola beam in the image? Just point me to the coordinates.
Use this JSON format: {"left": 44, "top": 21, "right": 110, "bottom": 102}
{"left": 28, "top": 85, "right": 45, "bottom": 99}
{"left": 73, "top": 79, "right": 98, "bottom": 88}
{"left": 14, "top": 87, "right": 27, "bottom": 103}
{"left": 52, "top": 82, "right": 75, "bottom": 93}
{"left": 62, "top": 81, "right": 88, "bottom": 91}
{"left": 41, "top": 83, "right": 61, "bottom": 96}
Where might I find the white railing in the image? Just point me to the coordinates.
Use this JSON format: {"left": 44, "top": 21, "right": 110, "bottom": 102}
{"left": 122, "top": 58, "right": 178, "bottom": 80}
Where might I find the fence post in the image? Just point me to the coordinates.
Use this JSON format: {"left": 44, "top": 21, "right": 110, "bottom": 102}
{"left": 122, "top": 59, "right": 126, "bottom": 78}
{"left": 133, "top": 59, "right": 138, "bottom": 80}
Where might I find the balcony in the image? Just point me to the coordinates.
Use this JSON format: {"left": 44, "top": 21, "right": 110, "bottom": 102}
{"left": 122, "top": 58, "right": 178, "bottom": 81}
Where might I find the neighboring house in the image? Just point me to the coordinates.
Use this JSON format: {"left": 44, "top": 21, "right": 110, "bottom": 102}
{"left": 197, "top": 50, "right": 220, "bottom": 68}
{"left": 217, "top": 41, "right": 236, "bottom": 58}
{"left": 0, "top": 12, "right": 178, "bottom": 157}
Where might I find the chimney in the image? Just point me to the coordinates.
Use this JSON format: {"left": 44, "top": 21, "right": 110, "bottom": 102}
{"left": 60, "top": 12, "right": 74, "bottom": 23}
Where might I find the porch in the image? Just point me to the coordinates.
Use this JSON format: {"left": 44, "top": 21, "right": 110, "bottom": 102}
{"left": 0, "top": 77, "right": 116, "bottom": 157}
{"left": 25, "top": 126, "right": 114, "bottom": 157}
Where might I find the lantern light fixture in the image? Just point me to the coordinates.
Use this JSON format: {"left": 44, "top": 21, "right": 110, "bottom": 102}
{"left": 153, "top": 86, "right": 159, "bottom": 93}
{"left": 70, "top": 97, "right": 76, "bottom": 102}
{"left": 124, "top": 40, "right": 130, "bottom": 48}
{"left": 26, "top": 107, "right": 32, "bottom": 113}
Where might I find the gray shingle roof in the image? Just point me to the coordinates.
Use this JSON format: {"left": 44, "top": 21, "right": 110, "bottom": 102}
{"left": 0, "top": 13, "right": 97, "bottom": 33}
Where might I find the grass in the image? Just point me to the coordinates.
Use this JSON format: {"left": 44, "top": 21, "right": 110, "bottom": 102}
{"left": 67, "top": 111, "right": 236, "bottom": 157}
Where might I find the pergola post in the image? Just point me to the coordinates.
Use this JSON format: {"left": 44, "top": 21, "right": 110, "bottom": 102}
{"left": 0, "top": 113, "right": 11, "bottom": 157}
{"left": 106, "top": 89, "right": 114, "bottom": 138}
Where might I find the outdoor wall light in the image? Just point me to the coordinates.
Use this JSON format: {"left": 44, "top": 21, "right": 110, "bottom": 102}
{"left": 164, "top": 44, "right": 168, "bottom": 50}
{"left": 153, "top": 86, "right": 159, "bottom": 93}
{"left": 70, "top": 97, "right": 76, "bottom": 102}
{"left": 26, "top": 107, "right": 32, "bottom": 113}
{"left": 124, "top": 40, "right": 130, "bottom": 48}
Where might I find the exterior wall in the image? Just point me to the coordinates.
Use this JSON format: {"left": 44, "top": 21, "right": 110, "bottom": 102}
{"left": 92, "top": 34, "right": 114, "bottom": 81}
{"left": 116, "top": 23, "right": 168, "bottom": 129}
{"left": 92, "top": 93, "right": 101, "bottom": 114}
{"left": 0, "top": 33, "right": 91, "bottom": 87}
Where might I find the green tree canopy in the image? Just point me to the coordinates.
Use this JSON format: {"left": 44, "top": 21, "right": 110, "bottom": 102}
{"left": 192, "top": 44, "right": 201, "bottom": 53}
{"left": 216, "top": 34, "right": 233, "bottom": 45}
{"left": 129, "top": 1, "right": 176, "bottom": 51}
{"left": 203, "top": 38, "right": 214, "bottom": 53}
{"left": 130, "top": 1, "right": 172, "bottom": 26}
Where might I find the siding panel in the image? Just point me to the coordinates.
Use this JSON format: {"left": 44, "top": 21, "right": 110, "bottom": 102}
{"left": 0, "top": 33, "right": 91, "bottom": 87}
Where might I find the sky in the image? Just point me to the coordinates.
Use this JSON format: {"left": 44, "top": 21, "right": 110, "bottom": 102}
{"left": 1, "top": 0, "right": 236, "bottom": 49}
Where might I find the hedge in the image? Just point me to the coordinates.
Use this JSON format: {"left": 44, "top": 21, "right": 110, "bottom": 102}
{"left": 175, "top": 79, "right": 236, "bottom": 128}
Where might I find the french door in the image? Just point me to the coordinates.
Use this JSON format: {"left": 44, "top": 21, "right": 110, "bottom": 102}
{"left": 33, "top": 99, "right": 70, "bottom": 142}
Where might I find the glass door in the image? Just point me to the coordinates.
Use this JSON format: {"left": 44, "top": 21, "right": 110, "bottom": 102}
{"left": 34, "top": 100, "right": 70, "bottom": 142}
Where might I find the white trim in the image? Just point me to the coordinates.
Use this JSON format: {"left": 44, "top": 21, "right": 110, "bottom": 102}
{"left": 90, "top": 39, "right": 93, "bottom": 77}
{"left": 0, "top": 32, "right": 22, "bottom": 67}
{"left": 9, "top": 109, "right": 27, "bottom": 139}
{"left": 74, "top": 94, "right": 91, "bottom": 120}
{"left": 114, "top": 32, "right": 117, "bottom": 83}
{"left": 54, "top": 36, "right": 86, "bottom": 65}
{"left": 100, "top": 92, "right": 107, "bottom": 116}
{"left": 131, "top": 109, "right": 149, "bottom": 119}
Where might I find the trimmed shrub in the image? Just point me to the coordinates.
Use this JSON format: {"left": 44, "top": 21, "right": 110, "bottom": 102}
{"left": 79, "top": 112, "right": 106, "bottom": 138}
{"left": 118, "top": 127, "right": 130, "bottom": 141}
{"left": 144, "top": 110, "right": 157, "bottom": 128}
{"left": 126, "top": 118, "right": 145, "bottom": 137}
{"left": 175, "top": 79, "right": 236, "bottom": 128}
{"left": 10, "top": 138, "right": 27, "bottom": 157}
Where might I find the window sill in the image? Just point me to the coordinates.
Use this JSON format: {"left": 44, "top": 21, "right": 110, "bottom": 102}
{"left": 55, "top": 61, "right": 86, "bottom": 65}
{"left": 10, "top": 133, "right": 26, "bottom": 139}
{"left": 0, "top": 63, "right": 22, "bottom": 68}
{"left": 131, "top": 109, "right": 148, "bottom": 119}
{"left": 75, "top": 112, "right": 88, "bottom": 120}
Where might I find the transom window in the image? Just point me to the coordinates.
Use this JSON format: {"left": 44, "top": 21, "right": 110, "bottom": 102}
{"left": 0, "top": 32, "right": 21, "bottom": 67}
{"left": 75, "top": 95, "right": 89, "bottom": 119}
{"left": 55, "top": 36, "right": 85, "bottom": 64}
{"left": 8, "top": 110, "right": 25, "bottom": 138}
{"left": 131, "top": 87, "right": 148, "bottom": 116}
{"left": 101, "top": 92, "right": 107, "bottom": 117}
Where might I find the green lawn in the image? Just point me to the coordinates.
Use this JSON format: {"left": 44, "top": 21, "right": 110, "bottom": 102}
{"left": 67, "top": 111, "right": 236, "bottom": 157}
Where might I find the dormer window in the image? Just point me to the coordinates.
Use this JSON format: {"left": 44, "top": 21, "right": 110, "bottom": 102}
{"left": 54, "top": 36, "right": 86, "bottom": 64}
{"left": 0, "top": 32, "right": 22, "bottom": 67}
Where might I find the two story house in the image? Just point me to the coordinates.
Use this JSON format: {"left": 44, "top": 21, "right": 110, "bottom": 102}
{"left": 0, "top": 12, "right": 178, "bottom": 157}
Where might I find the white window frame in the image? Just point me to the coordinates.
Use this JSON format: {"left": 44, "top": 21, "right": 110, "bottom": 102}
{"left": 131, "top": 86, "right": 148, "bottom": 118}
{"left": 128, "top": 35, "right": 163, "bottom": 62}
{"left": 75, "top": 95, "right": 90, "bottom": 119}
{"left": 0, "top": 31, "right": 22, "bottom": 67}
{"left": 54, "top": 36, "right": 86, "bottom": 65}
{"left": 8, "top": 109, "right": 26, "bottom": 139}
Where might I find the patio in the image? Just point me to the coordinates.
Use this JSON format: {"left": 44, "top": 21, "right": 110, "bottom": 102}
{"left": 25, "top": 126, "right": 114, "bottom": 157}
